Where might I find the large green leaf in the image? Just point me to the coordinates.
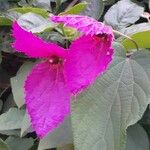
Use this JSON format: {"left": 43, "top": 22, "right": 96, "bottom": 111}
{"left": 38, "top": 117, "right": 73, "bottom": 150}
{"left": 0, "top": 138, "right": 9, "bottom": 150}
{"left": 126, "top": 124, "right": 149, "bottom": 150}
{"left": 121, "top": 23, "right": 150, "bottom": 50}
{"left": 5, "top": 137, "right": 34, "bottom": 150}
{"left": 11, "top": 62, "right": 34, "bottom": 108}
{"left": 71, "top": 43, "right": 150, "bottom": 150}
{"left": 104, "top": 0, "right": 144, "bottom": 30}
{"left": 81, "top": 0, "right": 104, "bottom": 20}
{"left": 0, "top": 108, "right": 25, "bottom": 131}
{"left": 60, "top": 2, "right": 87, "bottom": 15}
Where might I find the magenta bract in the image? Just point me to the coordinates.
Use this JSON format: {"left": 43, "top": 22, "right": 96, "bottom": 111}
{"left": 12, "top": 15, "right": 114, "bottom": 138}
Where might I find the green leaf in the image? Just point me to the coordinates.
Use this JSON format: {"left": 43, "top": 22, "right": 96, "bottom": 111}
{"left": 81, "top": 0, "right": 104, "bottom": 20}
{"left": 0, "top": 108, "right": 25, "bottom": 131}
{"left": 0, "top": 138, "right": 9, "bottom": 150}
{"left": 0, "top": 16, "right": 12, "bottom": 26}
{"left": 32, "top": 0, "right": 51, "bottom": 11}
{"left": 5, "top": 11, "right": 22, "bottom": 21}
{"left": 123, "top": 30, "right": 150, "bottom": 50}
{"left": 17, "top": 12, "right": 55, "bottom": 33}
{"left": 104, "top": 0, "right": 144, "bottom": 30}
{"left": 0, "top": 130, "right": 20, "bottom": 136}
{"left": 21, "top": 111, "right": 32, "bottom": 137}
{"left": 60, "top": 2, "right": 87, "bottom": 15}
{"left": 9, "top": 7, "right": 49, "bottom": 18}
{"left": 38, "top": 117, "right": 73, "bottom": 150}
{"left": 126, "top": 124, "right": 149, "bottom": 150}
{"left": 57, "top": 144, "right": 74, "bottom": 150}
{"left": 11, "top": 62, "right": 35, "bottom": 108}
{"left": 2, "top": 94, "right": 16, "bottom": 113}
{"left": 71, "top": 44, "right": 150, "bottom": 150}
{"left": 5, "top": 137, "right": 34, "bottom": 150}
{"left": 120, "top": 23, "right": 150, "bottom": 50}
{"left": 18, "top": 0, "right": 32, "bottom": 6}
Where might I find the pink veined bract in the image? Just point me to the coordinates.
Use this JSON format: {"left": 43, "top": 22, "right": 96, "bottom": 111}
{"left": 12, "top": 15, "right": 114, "bottom": 138}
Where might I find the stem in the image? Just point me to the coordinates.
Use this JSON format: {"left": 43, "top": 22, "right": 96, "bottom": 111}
{"left": 113, "top": 30, "right": 139, "bottom": 51}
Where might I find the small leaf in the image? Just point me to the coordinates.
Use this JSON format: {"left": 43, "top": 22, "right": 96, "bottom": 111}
{"left": 0, "top": 108, "right": 25, "bottom": 131}
{"left": 60, "top": 2, "right": 87, "bottom": 15}
{"left": 72, "top": 46, "right": 150, "bottom": 150}
{"left": 119, "top": 23, "right": 150, "bottom": 50}
{"left": 17, "top": 12, "right": 55, "bottom": 33}
{"left": 38, "top": 117, "right": 73, "bottom": 150}
{"left": 11, "top": 62, "right": 35, "bottom": 108}
{"left": 104, "top": 0, "right": 144, "bottom": 30}
{"left": 81, "top": 0, "right": 104, "bottom": 20}
{"left": 9, "top": 7, "right": 49, "bottom": 18}
{"left": 21, "top": 111, "right": 33, "bottom": 137}
{"left": 126, "top": 124, "right": 149, "bottom": 150}
{"left": 18, "top": 0, "right": 31, "bottom": 6}
{"left": 0, "top": 130, "right": 20, "bottom": 136}
{"left": 0, "top": 16, "right": 12, "bottom": 26}
{"left": 32, "top": 0, "right": 51, "bottom": 11}
{"left": 5, "top": 11, "right": 22, "bottom": 21}
{"left": 0, "top": 138, "right": 9, "bottom": 150}
{"left": 5, "top": 137, "right": 34, "bottom": 150}
{"left": 2, "top": 94, "right": 17, "bottom": 113}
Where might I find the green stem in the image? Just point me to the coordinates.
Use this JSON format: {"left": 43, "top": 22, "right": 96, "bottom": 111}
{"left": 113, "top": 30, "right": 139, "bottom": 51}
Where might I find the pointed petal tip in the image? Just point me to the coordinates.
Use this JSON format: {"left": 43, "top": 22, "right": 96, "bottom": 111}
{"left": 24, "top": 61, "right": 70, "bottom": 139}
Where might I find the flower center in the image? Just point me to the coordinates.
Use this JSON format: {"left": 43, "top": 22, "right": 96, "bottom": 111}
{"left": 93, "top": 34, "right": 109, "bottom": 43}
{"left": 49, "top": 56, "right": 62, "bottom": 64}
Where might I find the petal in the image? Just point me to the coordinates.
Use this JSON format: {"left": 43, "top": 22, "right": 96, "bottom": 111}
{"left": 25, "top": 61, "right": 70, "bottom": 138}
{"left": 12, "top": 21, "right": 67, "bottom": 58}
{"left": 51, "top": 15, "right": 113, "bottom": 38}
{"left": 64, "top": 35, "right": 114, "bottom": 94}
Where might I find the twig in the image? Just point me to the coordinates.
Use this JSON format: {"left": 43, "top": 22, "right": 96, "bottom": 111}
{"left": 113, "top": 29, "right": 139, "bottom": 51}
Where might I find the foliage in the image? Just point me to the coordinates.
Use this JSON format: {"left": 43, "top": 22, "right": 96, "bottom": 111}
{"left": 0, "top": 0, "right": 150, "bottom": 150}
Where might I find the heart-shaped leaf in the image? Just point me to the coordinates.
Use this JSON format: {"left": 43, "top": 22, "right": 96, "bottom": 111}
{"left": 104, "top": 0, "right": 144, "bottom": 30}
{"left": 72, "top": 43, "right": 150, "bottom": 150}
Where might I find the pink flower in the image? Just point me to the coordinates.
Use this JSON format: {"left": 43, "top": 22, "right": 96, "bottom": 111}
{"left": 12, "top": 15, "right": 113, "bottom": 138}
